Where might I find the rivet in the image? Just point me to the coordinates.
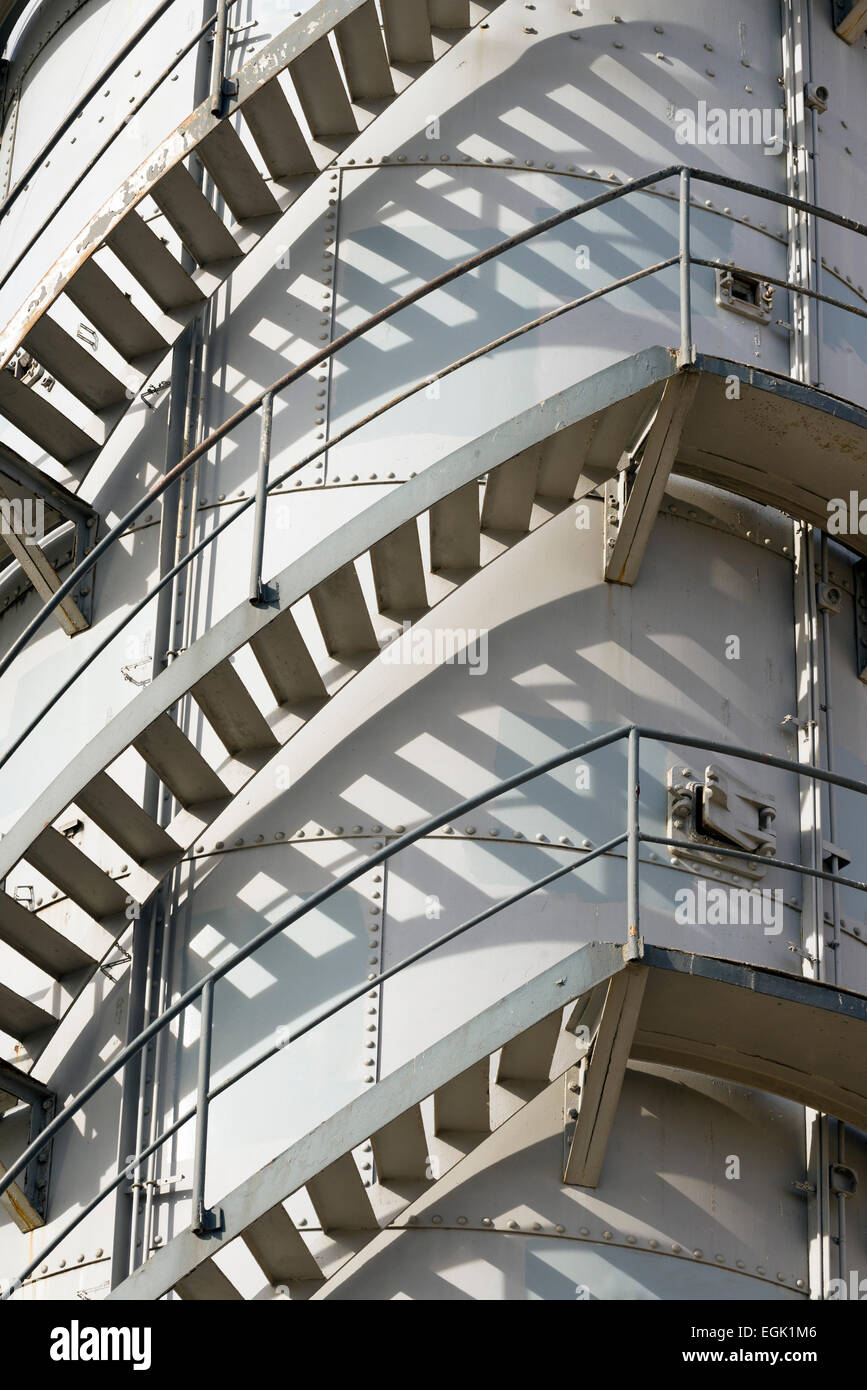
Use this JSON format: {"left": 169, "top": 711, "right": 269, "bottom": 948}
{"left": 672, "top": 1244, "right": 682, "bottom": 1254}
{"left": 603, "top": 1230, "right": 612, "bottom": 1240}
{"left": 649, "top": 1239, "right": 658, "bottom": 1249}
{"left": 627, "top": 1235, "right": 637, "bottom": 1244}
{"left": 457, "top": 1216, "right": 467, "bottom": 1225}
{"left": 508, "top": 1220, "right": 519, "bottom": 1230}
{"left": 579, "top": 1226, "right": 589, "bottom": 1236}
{"left": 555, "top": 1225, "right": 565, "bottom": 1234}
{"left": 481, "top": 1217, "right": 493, "bottom": 1227}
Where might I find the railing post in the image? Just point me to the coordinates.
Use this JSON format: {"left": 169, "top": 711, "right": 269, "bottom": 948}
{"left": 191, "top": 980, "right": 220, "bottom": 1235}
{"left": 249, "top": 391, "right": 277, "bottom": 607}
{"left": 626, "top": 727, "right": 642, "bottom": 960}
{"left": 678, "top": 168, "right": 693, "bottom": 367}
{"left": 210, "top": 0, "right": 231, "bottom": 116}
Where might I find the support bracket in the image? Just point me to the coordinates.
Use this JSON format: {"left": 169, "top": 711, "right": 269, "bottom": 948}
{"left": 0, "top": 1059, "right": 55, "bottom": 1232}
{"left": 833, "top": 0, "right": 867, "bottom": 42}
{"left": 563, "top": 964, "right": 648, "bottom": 1187}
{"left": 0, "top": 443, "right": 98, "bottom": 632}
{"left": 603, "top": 373, "right": 699, "bottom": 586}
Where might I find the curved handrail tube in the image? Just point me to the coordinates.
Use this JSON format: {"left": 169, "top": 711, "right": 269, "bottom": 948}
{"left": 2, "top": 161, "right": 865, "bottom": 693}
{"left": 0, "top": 9, "right": 223, "bottom": 297}
{"left": 637, "top": 726, "right": 867, "bottom": 797}
{"left": 1, "top": 830, "right": 627, "bottom": 1296}
{"left": 3, "top": 720, "right": 867, "bottom": 1295}
{"left": 0, "top": 166, "right": 679, "bottom": 686}
{"left": 0, "top": 254, "right": 678, "bottom": 775}
{"left": 0, "top": 0, "right": 216, "bottom": 223}
{"left": 0, "top": 725, "right": 631, "bottom": 1204}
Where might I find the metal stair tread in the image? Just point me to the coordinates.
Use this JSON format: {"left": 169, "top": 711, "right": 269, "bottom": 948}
{"left": 290, "top": 37, "right": 357, "bottom": 138}
{"left": 149, "top": 163, "right": 242, "bottom": 266}
{"left": 21, "top": 316, "right": 129, "bottom": 412}
{"left": 0, "top": 370, "right": 97, "bottom": 463}
{"left": 26, "top": 826, "right": 128, "bottom": 920}
{"left": 106, "top": 210, "right": 205, "bottom": 312}
{"left": 63, "top": 258, "right": 167, "bottom": 361}
{"left": 197, "top": 122, "right": 281, "bottom": 223}
{"left": 381, "top": 0, "right": 434, "bottom": 64}
{"left": 334, "top": 1, "right": 395, "bottom": 100}
{"left": 0, "top": 891, "right": 94, "bottom": 977}
{"left": 241, "top": 80, "right": 317, "bottom": 180}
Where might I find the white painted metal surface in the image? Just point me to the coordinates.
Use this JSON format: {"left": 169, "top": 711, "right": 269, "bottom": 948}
{"left": 0, "top": 0, "right": 865, "bottom": 1302}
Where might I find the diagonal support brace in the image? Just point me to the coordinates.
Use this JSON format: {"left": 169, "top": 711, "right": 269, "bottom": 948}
{"left": 833, "top": 0, "right": 867, "bottom": 42}
{"left": 603, "top": 372, "right": 699, "bottom": 586}
{"left": 563, "top": 964, "right": 648, "bottom": 1187}
{"left": 0, "top": 484, "right": 89, "bottom": 634}
{"left": 0, "top": 1059, "right": 55, "bottom": 1232}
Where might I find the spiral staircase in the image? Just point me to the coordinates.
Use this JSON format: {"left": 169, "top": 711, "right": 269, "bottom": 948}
{"left": 3, "top": 0, "right": 867, "bottom": 1302}
{"left": 0, "top": 0, "right": 499, "bottom": 616}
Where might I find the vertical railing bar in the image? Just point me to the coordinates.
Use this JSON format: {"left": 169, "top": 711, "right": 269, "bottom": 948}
{"left": 249, "top": 392, "right": 275, "bottom": 605}
{"left": 210, "top": 0, "right": 230, "bottom": 116}
{"left": 679, "top": 168, "right": 693, "bottom": 366}
{"left": 626, "top": 727, "right": 641, "bottom": 959}
{"left": 191, "top": 980, "right": 216, "bottom": 1234}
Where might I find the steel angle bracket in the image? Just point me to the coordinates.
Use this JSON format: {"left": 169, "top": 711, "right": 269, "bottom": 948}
{"left": 603, "top": 373, "right": 699, "bottom": 586}
{"left": 562, "top": 964, "right": 649, "bottom": 1188}
{"left": 0, "top": 1058, "right": 55, "bottom": 1231}
{"left": 833, "top": 0, "right": 867, "bottom": 43}
{"left": 0, "top": 444, "right": 98, "bottom": 631}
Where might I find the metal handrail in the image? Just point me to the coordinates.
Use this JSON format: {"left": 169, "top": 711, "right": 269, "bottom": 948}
{"left": 0, "top": 252, "right": 677, "bottom": 775}
{"left": 1, "top": 722, "right": 866, "bottom": 1297}
{"left": 0, "top": 5, "right": 236, "bottom": 297}
{"left": 3, "top": 162, "right": 866, "bottom": 759}
{"left": 0, "top": 0, "right": 217, "bottom": 222}
{"left": 0, "top": 163, "right": 679, "bottom": 685}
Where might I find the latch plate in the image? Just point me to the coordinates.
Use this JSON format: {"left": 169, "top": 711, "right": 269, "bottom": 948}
{"left": 667, "top": 763, "right": 776, "bottom": 883}
{"left": 715, "top": 267, "right": 775, "bottom": 324}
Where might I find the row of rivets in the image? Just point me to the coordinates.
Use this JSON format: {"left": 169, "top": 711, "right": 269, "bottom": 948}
{"left": 398, "top": 1216, "right": 804, "bottom": 1283}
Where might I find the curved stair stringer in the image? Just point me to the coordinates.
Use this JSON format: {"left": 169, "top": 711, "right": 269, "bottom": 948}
{"left": 107, "top": 940, "right": 629, "bottom": 1301}
{"left": 0, "top": 0, "right": 499, "bottom": 478}
{"left": 109, "top": 944, "right": 867, "bottom": 1302}
{"left": 0, "top": 346, "right": 675, "bottom": 1072}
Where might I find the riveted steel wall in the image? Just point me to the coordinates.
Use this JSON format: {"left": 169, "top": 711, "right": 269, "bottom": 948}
{"left": 0, "top": 0, "right": 865, "bottom": 1301}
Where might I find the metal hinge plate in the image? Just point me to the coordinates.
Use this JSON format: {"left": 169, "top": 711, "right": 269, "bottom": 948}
{"left": 667, "top": 763, "right": 776, "bottom": 883}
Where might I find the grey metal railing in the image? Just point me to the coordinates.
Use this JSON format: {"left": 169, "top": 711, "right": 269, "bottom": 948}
{"left": 0, "top": 1, "right": 242, "bottom": 296}
{"left": 2, "top": 161, "right": 867, "bottom": 779}
{"left": 1, "top": 721, "right": 865, "bottom": 1297}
